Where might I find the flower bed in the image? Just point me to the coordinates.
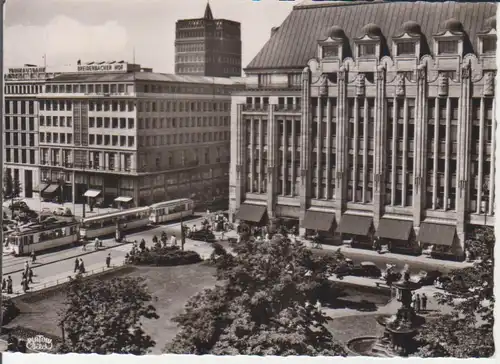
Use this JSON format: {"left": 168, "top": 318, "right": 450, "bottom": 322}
{"left": 129, "top": 246, "right": 203, "bottom": 266}
{"left": 2, "top": 296, "right": 20, "bottom": 325}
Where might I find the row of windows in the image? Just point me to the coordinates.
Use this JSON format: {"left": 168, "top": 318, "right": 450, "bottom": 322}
{"left": 5, "top": 116, "right": 36, "bottom": 131}
{"left": 138, "top": 131, "right": 229, "bottom": 147}
{"left": 4, "top": 84, "right": 43, "bottom": 95}
{"left": 138, "top": 115, "right": 229, "bottom": 129}
{"left": 39, "top": 115, "right": 72, "bottom": 127}
{"left": 88, "top": 117, "right": 134, "bottom": 129}
{"left": 88, "top": 135, "right": 135, "bottom": 147}
{"left": 4, "top": 100, "right": 36, "bottom": 115}
{"left": 138, "top": 99, "right": 230, "bottom": 113}
{"left": 177, "top": 30, "right": 235, "bottom": 39}
{"left": 176, "top": 54, "right": 241, "bottom": 65}
{"left": 5, "top": 133, "right": 36, "bottom": 147}
{"left": 44, "top": 82, "right": 231, "bottom": 96}
{"left": 5, "top": 149, "right": 36, "bottom": 164}
{"left": 176, "top": 44, "right": 205, "bottom": 52}
{"left": 177, "top": 65, "right": 239, "bottom": 75}
{"left": 39, "top": 133, "right": 73, "bottom": 144}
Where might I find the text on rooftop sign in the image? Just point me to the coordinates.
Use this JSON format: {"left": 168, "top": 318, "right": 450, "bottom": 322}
{"left": 77, "top": 64, "right": 127, "bottom": 72}
{"left": 8, "top": 67, "right": 46, "bottom": 74}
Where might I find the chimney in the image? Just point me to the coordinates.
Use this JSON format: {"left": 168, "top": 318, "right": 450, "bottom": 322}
{"left": 271, "top": 27, "right": 280, "bottom": 37}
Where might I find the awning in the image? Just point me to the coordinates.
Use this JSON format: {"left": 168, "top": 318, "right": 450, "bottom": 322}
{"left": 42, "top": 184, "right": 60, "bottom": 194}
{"left": 84, "top": 189, "right": 101, "bottom": 198}
{"left": 302, "top": 210, "right": 335, "bottom": 232}
{"left": 338, "top": 215, "right": 373, "bottom": 236}
{"left": 377, "top": 218, "right": 413, "bottom": 241}
{"left": 33, "top": 183, "right": 49, "bottom": 193}
{"left": 418, "top": 223, "right": 456, "bottom": 246}
{"left": 235, "top": 204, "right": 267, "bottom": 223}
{"left": 115, "top": 196, "right": 133, "bottom": 203}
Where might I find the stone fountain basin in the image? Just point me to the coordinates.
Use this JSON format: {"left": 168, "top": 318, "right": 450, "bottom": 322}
{"left": 346, "top": 336, "right": 379, "bottom": 356}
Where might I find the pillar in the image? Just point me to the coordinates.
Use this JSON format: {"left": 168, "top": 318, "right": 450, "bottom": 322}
{"left": 373, "top": 66, "right": 386, "bottom": 229}
{"left": 299, "top": 67, "right": 311, "bottom": 235}
{"left": 267, "top": 104, "right": 277, "bottom": 219}
{"left": 335, "top": 67, "right": 348, "bottom": 214}
{"left": 413, "top": 65, "right": 427, "bottom": 228}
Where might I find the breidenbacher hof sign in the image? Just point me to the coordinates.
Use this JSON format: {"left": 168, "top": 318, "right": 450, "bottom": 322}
{"left": 77, "top": 63, "right": 127, "bottom": 72}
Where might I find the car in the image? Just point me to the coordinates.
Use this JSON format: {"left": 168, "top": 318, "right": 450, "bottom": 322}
{"left": 9, "top": 201, "right": 29, "bottom": 211}
{"left": 336, "top": 261, "right": 382, "bottom": 280}
{"left": 53, "top": 207, "right": 66, "bottom": 216}
{"left": 416, "top": 270, "right": 442, "bottom": 286}
{"left": 188, "top": 229, "right": 216, "bottom": 243}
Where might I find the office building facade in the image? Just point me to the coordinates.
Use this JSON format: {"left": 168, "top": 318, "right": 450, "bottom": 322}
{"left": 175, "top": 2, "right": 242, "bottom": 78}
{"left": 230, "top": 1, "right": 497, "bottom": 258}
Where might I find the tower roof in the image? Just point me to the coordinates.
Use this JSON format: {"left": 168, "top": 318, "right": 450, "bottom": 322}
{"left": 204, "top": 2, "right": 214, "bottom": 20}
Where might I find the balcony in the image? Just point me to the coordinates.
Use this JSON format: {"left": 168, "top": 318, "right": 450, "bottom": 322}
{"left": 275, "top": 104, "right": 301, "bottom": 113}
{"left": 242, "top": 104, "right": 269, "bottom": 113}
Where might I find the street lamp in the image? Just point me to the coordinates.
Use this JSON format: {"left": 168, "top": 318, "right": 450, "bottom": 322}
{"left": 1, "top": 0, "right": 5, "bottom": 335}
{"left": 482, "top": 181, "right": 489, "bottom": 227}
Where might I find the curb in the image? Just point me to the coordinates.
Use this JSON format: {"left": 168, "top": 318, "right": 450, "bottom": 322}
{"left": 4, "top": 240, "right": 133, "bottom": 276}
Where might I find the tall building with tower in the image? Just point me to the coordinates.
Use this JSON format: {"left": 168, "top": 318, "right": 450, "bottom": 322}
{"left": 175, "top": 2, "right": 242, "bottom": 78}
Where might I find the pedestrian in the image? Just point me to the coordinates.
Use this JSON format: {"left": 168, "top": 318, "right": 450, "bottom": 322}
{"left": 140, "top": 239, "right": 146, "bottom": 251}
{"left": 24, "top": 261, "right": 29, "bottom": 274}
{"left": 421, "top": 293, "right": 428, "bottom": 312}
{"left": 170, "top": 234, "right": 177, "bottom": 246}
{"left": 21, "top": 278, "right": 27, "bottom": 293}
{"left": 82, "top": 241, "right": 87, "bottom": 251}
{"left": 74, "top": 258, "right": 80, "bottom": 273}
{"left": 28, "top": 268, "right": 34, "bottom": 284}
{"left": 106, "top": 253, "right": 111, "bottom": 268}
{"left": 23, "top": 278, "right": 29, "bottom": 293}
{"left": 415, "top": 293, "right": 421, "bottom": 312}
{"left": 2, "top": 278, "right": 6, "bottom": 292}
{"left": 79, "top": 259, "right": 86, "bottom": 274}
{"left": 7, "top": 276, "right": 13, "bottom": 294}
{"left": 21, "top": 271, "right": 26, "bottom": 281}
{"left": 31, "top": 250, "right": 36, "bottom": 263}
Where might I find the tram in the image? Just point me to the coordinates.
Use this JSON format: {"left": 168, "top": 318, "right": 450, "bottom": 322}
{"left": 5, "top": 218, "right": 79, "bottom": 256}
{"left": 79, "top": 206, "right": 151, "bottom": 239}
{"left": 149, "top": 198, "right": 194, "bottom": 224}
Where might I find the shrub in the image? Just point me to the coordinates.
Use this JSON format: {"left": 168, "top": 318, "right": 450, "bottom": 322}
{"left": 129, "top": 246, "right": 202, "bottom": 267}
{"left": 2, "top": 296, "right": 20, "bottom": 325}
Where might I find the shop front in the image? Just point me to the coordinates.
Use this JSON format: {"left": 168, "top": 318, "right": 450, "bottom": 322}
{"left": 301, "top": 209, "right": 337, "bottom": 245}
{"left": 417, "top": 222, "right": 463, "bottom": 262}
{"left": 235, "top": 203, "right": 268, "bottom": 228}
{"left": 337, "top": 214, "right": 374, "bottom": 250}
{"left": 377, "top": 218, "right": 420, "bottom": 256}
{"left": 40, "top": 184, "right": 61, "bottom": 202}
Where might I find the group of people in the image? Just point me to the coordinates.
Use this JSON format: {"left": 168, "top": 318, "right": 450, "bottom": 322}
{"left": 73, "top": 258, "right": 86, "bottom": 274}
{"left": 124, "top": 234, "right": 177, "bottom": 263}
{"left": 2, "top": 276, "right": 14, "bottom": 294}
{"left": 412, "top": 292, "right": 429, "bottom": 312}
{"left": 2, "top": 261, "right": 35, "bottom": 294}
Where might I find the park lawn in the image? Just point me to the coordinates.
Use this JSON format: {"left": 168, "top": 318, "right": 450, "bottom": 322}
{"left": 325, "top": 314, "right": 386, "bottom": 345}
{"left": 8, "top": 263, "right": 218, "bottom": 354}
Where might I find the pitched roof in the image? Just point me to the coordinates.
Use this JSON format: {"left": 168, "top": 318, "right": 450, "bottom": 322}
{"left": 47, "top": 72, "right": 241, "bottom": 85}
{"left": 204, "top": 2, "right": 214, "bottom": 20}
{"left": 246, "top": 1, "right": 497, "bottom": 70}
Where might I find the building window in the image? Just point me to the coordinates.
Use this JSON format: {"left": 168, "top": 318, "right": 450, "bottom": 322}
{"left": 438, "top": 40, "right": 458, "bottom": 54}
{"left": 482, "top": 37, "right": 496, "bottom": 54}
{"left": 322, "top": 45, "right": 338, "bottom": 58}
{"left": 396, "top": 42, "right": 416, "bottom": 56}
{"left": 258, "top": 74, "right": 272, "bottom": 87}
{"left": 359, "top": 43, "right": 376, "bottom": 57}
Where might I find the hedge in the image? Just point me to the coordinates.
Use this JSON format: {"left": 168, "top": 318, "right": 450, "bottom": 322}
{"left": 129, "top": 246, "right": 202, "bottom": 266}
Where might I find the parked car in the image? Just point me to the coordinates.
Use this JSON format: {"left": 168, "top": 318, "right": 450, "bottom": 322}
{"left": 53, "top": 207, "right": 66, "bottom": 216}
{"left": 188, "top": 229, "right": 216, "bottom": 243}
{"left": 9, "top": 200, "right": 29, "bottom": 211}
{"left": 416, "top": 270, "right": 442, "bottom": 286}
{"left": 336, "top": 261, "right": 382, "bottom": 280}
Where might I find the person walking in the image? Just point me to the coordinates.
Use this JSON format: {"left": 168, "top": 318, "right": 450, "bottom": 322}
{"left": 421, "top": 293, "right": 428, "bottom": 312}
{"left": 139, "top": 239, "right": 146, "bottom": 251}
{"left": 415, "top": 293, "right": 421, "bottom": 312}
{"left": 74, "top": 258, "right": 80, "bottom": 273}
{"left": 106, "top": 253, "right": 111, "bottom": 268}
{"left": 170, "top": 234, "right": 177, "bottom": 247}
{"left": 79, "top": 259, "right": 86, "bottom": 274}
{"left": 7, "top": 276, "right": 13, "bottom": 294}
{"left": 2, "top": 278, "right": 6, "bottom": 292}
{"left": 21, "top": 277, "right": 27, "bottom": 293}
{"left": 31, "top": 250, "right": 36, "bottom": 263}
{"left": 24, "top": 261, "right": 29, "bottom": 275}
{"left": 28, "top": 268, "right": 34, "bottom": 284}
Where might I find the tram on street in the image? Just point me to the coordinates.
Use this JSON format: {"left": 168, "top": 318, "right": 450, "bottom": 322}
{"left": 79, "top": 206, "right": 151, "bottom": 239}
{"left": 149, "top": 198, "right": 195, "bottom": 224}
{"left": 4, "top": 218, "right": 79, "bottom": 256}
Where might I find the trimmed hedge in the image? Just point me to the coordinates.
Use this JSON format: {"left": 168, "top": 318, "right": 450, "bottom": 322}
{"left": 129, "top": 246, "right": 203, "bottom": 266}
{"left": 2, "top": 296, "right": 20, "bottom": 325}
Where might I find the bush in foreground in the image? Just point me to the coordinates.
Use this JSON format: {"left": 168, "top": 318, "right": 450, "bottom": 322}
{"left": 2, "top": 296, "right": 20, "bottom": 325}
{"left": 129, "top": 246, "right": 203, "bottom": 266}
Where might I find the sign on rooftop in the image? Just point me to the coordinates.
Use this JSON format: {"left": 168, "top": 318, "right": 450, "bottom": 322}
{"left": 77, "top": 62, "right": 129, "bottom": 73}
{"left": 6, "top": 67, "right": 47, "bottom": 80}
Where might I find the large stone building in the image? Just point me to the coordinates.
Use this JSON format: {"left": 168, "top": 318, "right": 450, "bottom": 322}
{"left": 3, "top": 65, "right": 60, "bottom": 198}
{"left": 230, "top": 0, "right": 497, "bottom": 259}
{"left": 175, "top": 2, "right": 242, "bottom": 78}
{"left": 4, "top": 61, "right": 243, "bottom": 208}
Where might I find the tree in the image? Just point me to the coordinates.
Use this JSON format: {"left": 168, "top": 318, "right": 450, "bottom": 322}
{"left": 166, "top": 234, "right": 347, "bottom": 356}
{"left": 415, "top": 226, "right": 494, "bottom": 357}
{"left": 3, "top": 172, "right": 22, "bottom": 200}
{"left": 58, "top": 276, "right": 159, "bottom": 354}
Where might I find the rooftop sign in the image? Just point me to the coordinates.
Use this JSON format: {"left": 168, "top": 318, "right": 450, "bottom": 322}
{"left": 77, "top": 63, "right": 128, "bottom": 73}
{"left": 6, "top": 67, "right": 47, "bottom": 80}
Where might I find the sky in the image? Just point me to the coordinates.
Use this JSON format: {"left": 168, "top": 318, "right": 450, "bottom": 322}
{"left": 3, "top": 0, "right": 297, "bottom": 74}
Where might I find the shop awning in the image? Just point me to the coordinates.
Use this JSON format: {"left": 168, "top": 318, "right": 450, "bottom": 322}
{"left": 235, "top": 204, "right": 267, "bottom": 223}
{"left": 418, "top": 223, "right": 456, "bottom": 246}
{"left": 84, "top": 189, "right": 101, "bottom": 198}
{"left": 337, "top": 215, "right": 373, "bottom": 236}
{"left": 302, "top": 210, "right": 335, "bottom": 232}
{"left": 115, "top": 196, "right": 133, "bottom": 203}
{"left": 377, "top": 218, "right": 413, "bottom": 241}
{"left": 33, "top": 183, "right": 49, "bottom": 193}
{"left": 42, "top": 184, "right": 60, "bottom": 194}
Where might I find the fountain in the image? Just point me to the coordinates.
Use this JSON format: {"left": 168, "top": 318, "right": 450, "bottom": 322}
{"left": 347, "top": 265, "right": 425, "bottom": 357}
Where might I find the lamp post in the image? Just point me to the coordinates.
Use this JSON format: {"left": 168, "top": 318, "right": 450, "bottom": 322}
{"left": 1, "top": 0, "right": 5, "bottom": 335}
{"left": 482, "top": 181, "right": 489, "bottom": 227}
